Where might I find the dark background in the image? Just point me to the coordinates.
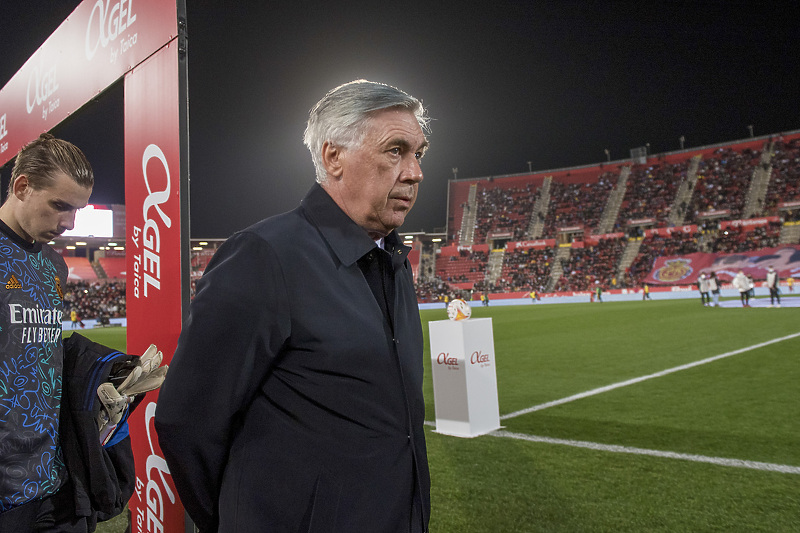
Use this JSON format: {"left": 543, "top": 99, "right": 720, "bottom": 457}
{"left": 1, "top": 1, "right": 798, "bottom": 238}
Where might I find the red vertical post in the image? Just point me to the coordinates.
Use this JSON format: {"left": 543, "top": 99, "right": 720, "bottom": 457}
{"left": 124, "top": 40, "right": 189, "bottom": 533}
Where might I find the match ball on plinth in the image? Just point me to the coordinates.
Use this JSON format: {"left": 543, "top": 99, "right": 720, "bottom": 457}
{"left": 447, "top": 298, "right": 472, "bottom": 321}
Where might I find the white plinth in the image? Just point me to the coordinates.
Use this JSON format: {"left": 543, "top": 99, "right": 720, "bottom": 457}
{"left": 428, "top": 317, "right": 501, "bottom": 437}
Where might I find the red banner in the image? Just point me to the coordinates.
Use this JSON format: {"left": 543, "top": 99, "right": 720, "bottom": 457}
{"left": 719, "top": 216, "right": 779, "bottom": 231}
{"left": 643, "top": 225, "right": 698, "bottom": 238}
{"left": 0, "top": 0, "right": 177, "bottom": 166}
{"left": 698, "top": 209, "right": 730, "bottom": 218}
{"left": 125, "top": 43, "right": 185, "bottom": 533}
{"left": 643, "top": 245, "right": 800, "bottom": 285}
{"left": 558, "top": 225, "right": 584, "bottom": 233}
{"left": 507, "top": 239, "right": 556, "bottom": 250}
{"left": 585, "top": 232, "right": 624, "bottom": 246}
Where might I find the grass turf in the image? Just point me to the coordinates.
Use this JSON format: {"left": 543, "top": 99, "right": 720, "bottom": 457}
{"left": 421, "top": 298, "right": 799, "bottom": 532}
{"left": 87, "top": 297, "right": 799, "bottom": 532}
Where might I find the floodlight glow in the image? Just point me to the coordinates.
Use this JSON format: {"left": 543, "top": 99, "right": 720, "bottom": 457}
{"left": 62, "top": 205, "right": 113, "bottom": 238}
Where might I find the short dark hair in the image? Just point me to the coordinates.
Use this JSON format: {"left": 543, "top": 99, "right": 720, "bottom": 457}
{"left": 8, "top": 132, "right": 94, "bottom": 195}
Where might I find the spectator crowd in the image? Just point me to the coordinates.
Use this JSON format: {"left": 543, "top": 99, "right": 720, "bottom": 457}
{"left": 63, "top": 281, "right": 126, "bottom": 323}
{"left": 64, "top": 137, "right": 800, "bottom": 310}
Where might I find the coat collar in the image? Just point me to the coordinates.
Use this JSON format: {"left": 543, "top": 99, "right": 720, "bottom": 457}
{"left": 300, "top": 183, "right": 411, "bottom": 269}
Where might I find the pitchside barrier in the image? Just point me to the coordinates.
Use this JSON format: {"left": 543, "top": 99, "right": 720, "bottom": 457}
{"left": 0, "top": 1, "right": 192, "bottom": 531}
{"left": 418, "top": 283, "right": 791, "bottom": 309}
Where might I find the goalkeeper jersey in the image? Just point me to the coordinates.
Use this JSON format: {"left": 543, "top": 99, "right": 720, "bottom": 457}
{"left": 0, "top": 219, "right": 67, "bottom": 512}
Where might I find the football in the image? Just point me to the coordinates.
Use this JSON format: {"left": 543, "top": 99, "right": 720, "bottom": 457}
{"left": 447, "top": 298, "right": 472, "bottom": 321}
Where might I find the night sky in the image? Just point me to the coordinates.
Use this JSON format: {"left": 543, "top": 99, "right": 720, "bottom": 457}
{"left": 1, "top": 1, "right": 798, "bottom": 239}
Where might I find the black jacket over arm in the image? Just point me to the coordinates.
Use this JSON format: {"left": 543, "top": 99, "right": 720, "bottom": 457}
{"left": 61, "top": 333, "right": 138, "bottom": 529}
{"left": 155, "top": 184, "right": 429, "bottom": 533}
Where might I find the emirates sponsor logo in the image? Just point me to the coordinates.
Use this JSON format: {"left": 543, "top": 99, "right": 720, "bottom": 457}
{"left": 8, "top": 303, "right": 63, "bottom": 325}
{"left": 8, "top": 303, "right": 63, "bottom": 344}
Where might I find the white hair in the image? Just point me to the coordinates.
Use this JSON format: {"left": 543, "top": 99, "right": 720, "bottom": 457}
{"left": 303, "top": 80, "right": 430, "bottom": 183}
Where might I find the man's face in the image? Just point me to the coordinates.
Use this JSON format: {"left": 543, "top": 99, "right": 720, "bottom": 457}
{"left": 15, "top": 171, "right": 92, "bottom": 243}
{"left": 334, "top": 108, "right": 427, "bottom": 238}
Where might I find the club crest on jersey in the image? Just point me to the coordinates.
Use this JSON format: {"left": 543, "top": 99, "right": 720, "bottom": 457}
{"left": 55, "top": 276, "right": 64, "bottom": 299}
{"left": 5, "top": 274, "right": 22, "bottom": 290}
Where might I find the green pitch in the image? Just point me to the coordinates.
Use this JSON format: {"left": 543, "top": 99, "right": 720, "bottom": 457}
{"left": 422, "top": 299, "right": 800, "bottom": 532}
{"left": 64, "top": 327, "right": 127, "bottom": 352}
{"left": 88, "top": 298, "right": 800, "bottom": 532}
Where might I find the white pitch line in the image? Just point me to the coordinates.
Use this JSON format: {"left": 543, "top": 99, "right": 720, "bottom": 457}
{"left": 500, "top": 331, "right": 800, "bottom": 421}
{"left": 490, "top": 430, "right": 800, "bottom": 475}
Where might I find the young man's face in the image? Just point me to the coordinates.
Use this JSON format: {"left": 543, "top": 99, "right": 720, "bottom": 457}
{"left": 332, "top": 108, "right": 428, "bottom": 239}
{"left": 13, "top": 171, "right": 92, "bottom": 243}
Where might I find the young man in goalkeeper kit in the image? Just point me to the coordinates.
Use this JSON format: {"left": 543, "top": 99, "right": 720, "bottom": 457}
{"left": 0, "top": 134, "right": 166, "bottom": 532}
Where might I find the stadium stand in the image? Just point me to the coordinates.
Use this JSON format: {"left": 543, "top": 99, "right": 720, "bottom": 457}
{"left": 64, "top": 256, "right": 98, "bottom": 281}
{"left": 97, "top": 256, "right": 127, "bottom": 279}
{"left": 407, "top": 247, "right": 421, "bottom": 278}
{"left": 432, "top": 131, "right": 800, "bottom": 300}
{"left": 64, "top": 280, "right": 126, "bottom": 321}
{"left": 626, "top": 231, "right": 700, "bottom": 287}
{"left": 415, "top": 277, "right": 456, "bottom": 304}
{"left": 708, "top": 221, "right": 781, "bottom": 253}
{"left": 617, "top": 162, "right": 686, "bottom": 227}
{"left": 541, "top": 174, "right": 615, "bottom": 237}
{"left": 764, "top": 137, "right": 800, "bottom": 215}
{"left": 435, "top": 245, "right": 490, "bottom": 287}
{"left": 555, "top": 237, "right": 626, "bottom": 291}
{"left": 191, "top": 249, "right": 216, "bottom": 275}
{"left": 472, "top": 181, "right": 540, "bottom": 244}
{"left": 496, "top": 246, "right": 553, "bottom": 292}
{"left": 446, "top": 181, "right": 474, "bottom": 244}
{"left": 684, "top": 146, "right": 761, "bottom": 223}
{"left": 61, "top": 130, "right": 800, "bottom": 311}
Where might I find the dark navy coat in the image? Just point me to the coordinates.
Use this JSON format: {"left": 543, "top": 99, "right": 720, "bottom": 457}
{"left": 155, "top": 184, "right": 429, "bottom": 532}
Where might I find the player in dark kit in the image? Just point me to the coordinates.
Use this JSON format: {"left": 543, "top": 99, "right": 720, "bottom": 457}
{"left": 0, "top": 133, "right": 167, "bottom": 532}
